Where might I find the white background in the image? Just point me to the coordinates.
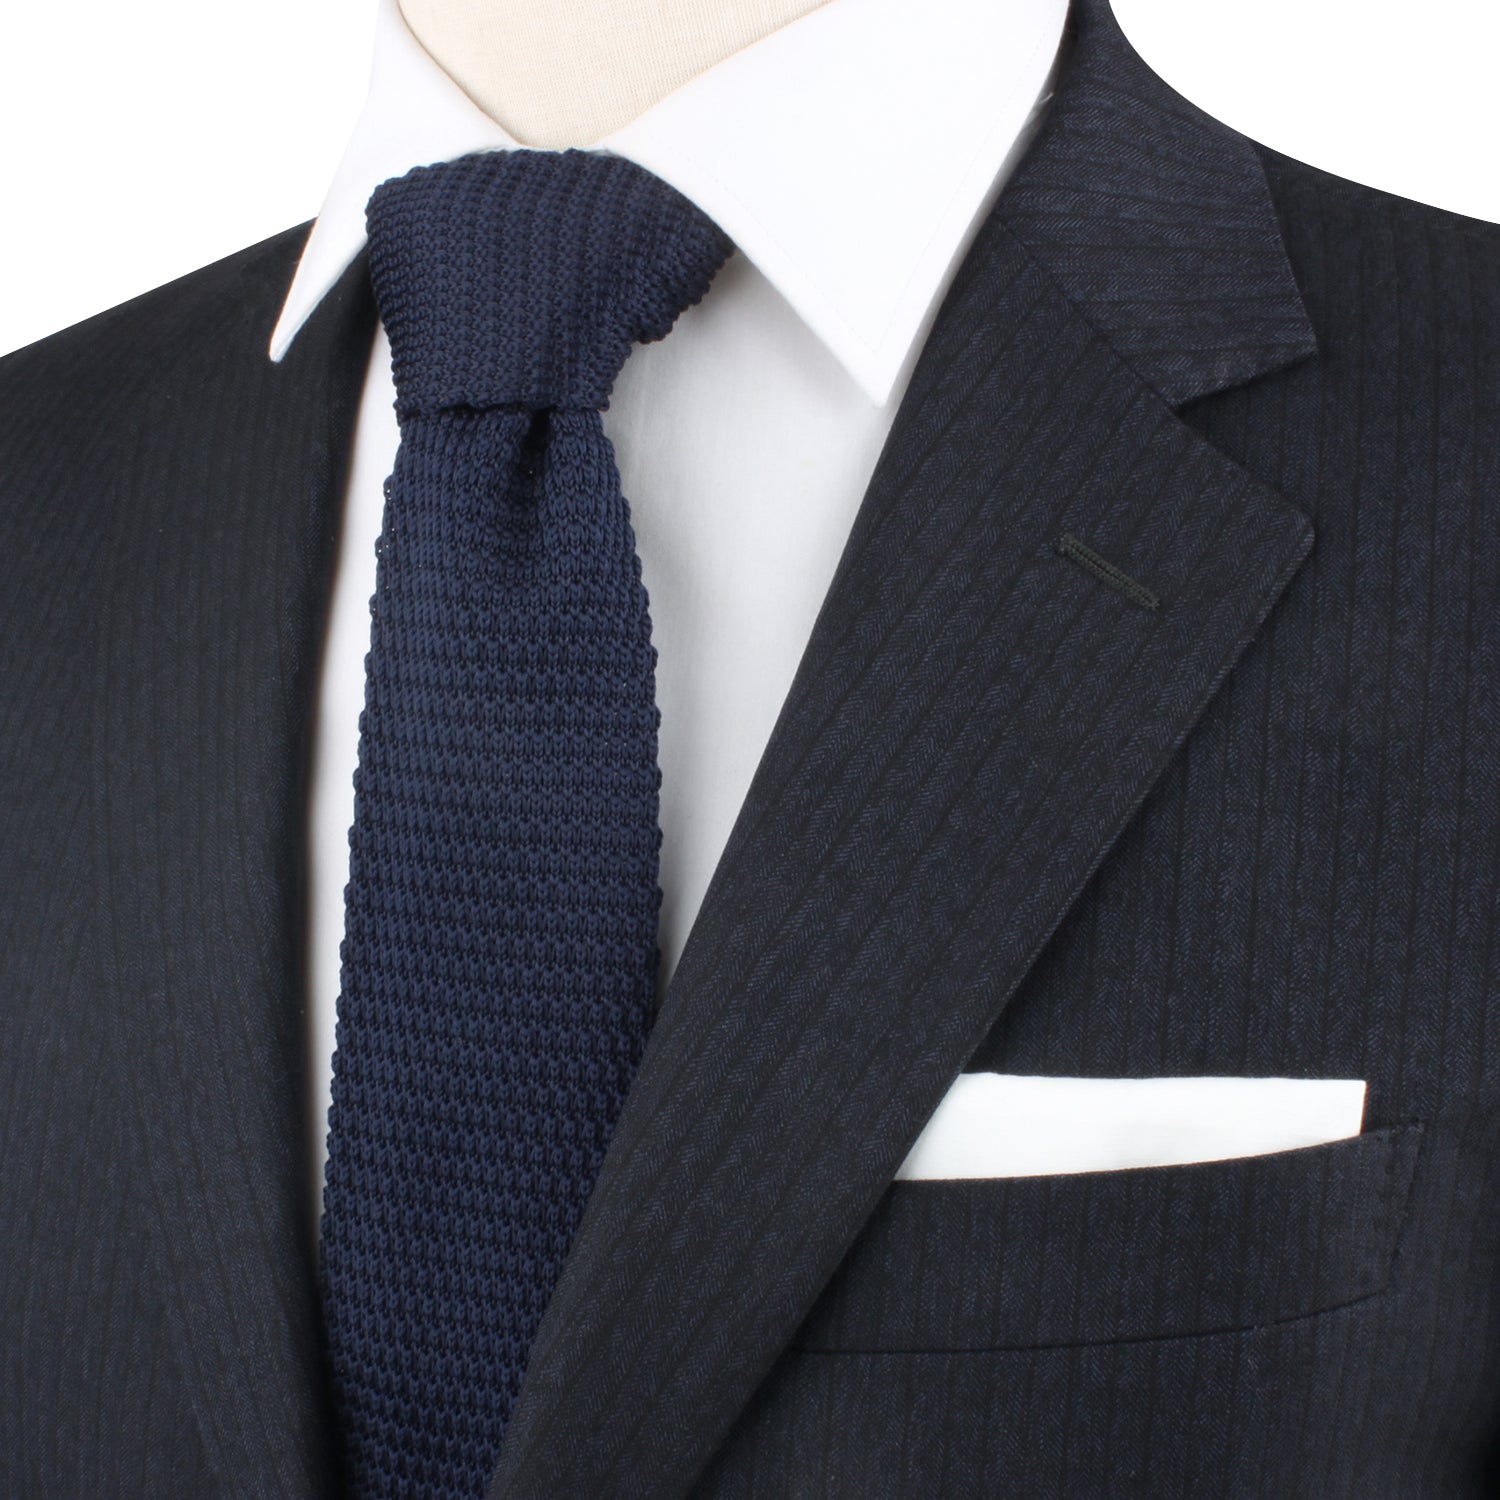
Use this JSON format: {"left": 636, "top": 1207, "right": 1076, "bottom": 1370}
{"left": 1, "top": 0, "right": 1497, "bottom": 359}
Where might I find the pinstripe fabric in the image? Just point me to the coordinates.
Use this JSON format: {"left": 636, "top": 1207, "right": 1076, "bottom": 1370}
{"left": 686, "top": 131, "right": 1500, "bottom": 1500}
{"left": 3, "top": 1, "right": 1500, "bottom": 1495}
{"left": 0, "top": 228, "right": 368, "bottom": 1497}
{"left": 996, "top": 0, "right": 1315, "bottom": 404}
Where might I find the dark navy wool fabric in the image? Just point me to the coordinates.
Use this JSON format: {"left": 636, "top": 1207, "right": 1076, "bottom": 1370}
{"left": 317, "top": 149, "right": 731, "bottom": 1499}
{"left": 7, "top": 2, "right": 1500, "bottom": 1497}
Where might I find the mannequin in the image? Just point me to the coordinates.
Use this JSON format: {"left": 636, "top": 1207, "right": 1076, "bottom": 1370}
{"left": 399, "top": 0, "right": 833, "bottom": 147}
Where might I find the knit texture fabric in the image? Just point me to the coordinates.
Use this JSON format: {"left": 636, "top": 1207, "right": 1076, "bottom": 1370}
{"left": 317, "top": 148, "right": 732, "bottom": 1500}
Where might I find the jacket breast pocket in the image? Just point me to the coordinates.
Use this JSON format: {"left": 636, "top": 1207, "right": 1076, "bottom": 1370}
{"left": 792, "top": 1124, "right": 1424, "bottom": 1353}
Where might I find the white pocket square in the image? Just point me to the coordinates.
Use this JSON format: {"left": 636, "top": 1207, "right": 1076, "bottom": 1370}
{"left": 895, "top": 1073, "right": 1368, "bottom": 1181}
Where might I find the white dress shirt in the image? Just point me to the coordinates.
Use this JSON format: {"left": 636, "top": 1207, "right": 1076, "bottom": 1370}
{"left": 272, "top": 0, "right": 1070, "bottom": 1226}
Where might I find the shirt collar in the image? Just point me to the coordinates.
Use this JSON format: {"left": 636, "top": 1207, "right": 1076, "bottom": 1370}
{"left": 270, "top": 0, "right": 1068, "bottom": 405}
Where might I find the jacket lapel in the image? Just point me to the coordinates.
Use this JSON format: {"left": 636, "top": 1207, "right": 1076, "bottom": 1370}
{"left": 490, "top": 3, "right": 1317, "bottom": 1497}
{"left": 92, "top": 234, "right": 375, "bottom": 1496}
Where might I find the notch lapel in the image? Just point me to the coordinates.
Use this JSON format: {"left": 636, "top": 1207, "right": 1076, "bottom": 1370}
{"left": 91, "top": 234, "right": 375, "bottom": 1496}
{"left": 490, "top": 3, "right": 1318, "bottom": 1497}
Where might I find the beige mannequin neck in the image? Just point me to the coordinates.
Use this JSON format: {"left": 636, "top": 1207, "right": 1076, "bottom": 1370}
{"left": 398, "top": 0, "right": 832, "bottom": 148}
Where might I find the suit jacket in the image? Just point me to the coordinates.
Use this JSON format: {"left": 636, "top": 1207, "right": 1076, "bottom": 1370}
{"left": 4, "top": 2, "right": 1500, "bottom": 1495}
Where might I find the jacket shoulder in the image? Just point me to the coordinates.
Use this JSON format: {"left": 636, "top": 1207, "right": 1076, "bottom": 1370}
{"left": 0, "top": 224, "right": 310, "bottom": 440}
{"left": 0, "top": 226, "right": 310, "bottom": 546}
{"left": 1246, "top": 144, "right": 1500, "bottom": 478}
{"left": 1256, "top": 144, "right": 1500, "bottom": 319}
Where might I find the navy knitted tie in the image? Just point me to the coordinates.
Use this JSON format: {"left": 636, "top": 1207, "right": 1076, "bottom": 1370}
{"left": 318, "top": 148, "right": 732, "bottom": 1500}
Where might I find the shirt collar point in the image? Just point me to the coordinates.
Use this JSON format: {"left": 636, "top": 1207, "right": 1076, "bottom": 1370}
{"left": 268, "top": 315, "right": 299, "bottom": 364}
{"left": 845, "top": 353, "right": 902, "bottom": 410}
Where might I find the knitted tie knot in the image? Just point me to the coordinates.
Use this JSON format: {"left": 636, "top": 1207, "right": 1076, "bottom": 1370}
{"left": 366, "top": 148, "right": 733, "bottom": 414}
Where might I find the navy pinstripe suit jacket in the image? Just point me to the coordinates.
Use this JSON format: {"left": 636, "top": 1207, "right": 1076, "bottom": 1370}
{"left": 4, "top": 2, "right": 1499, "bottom": 1494}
